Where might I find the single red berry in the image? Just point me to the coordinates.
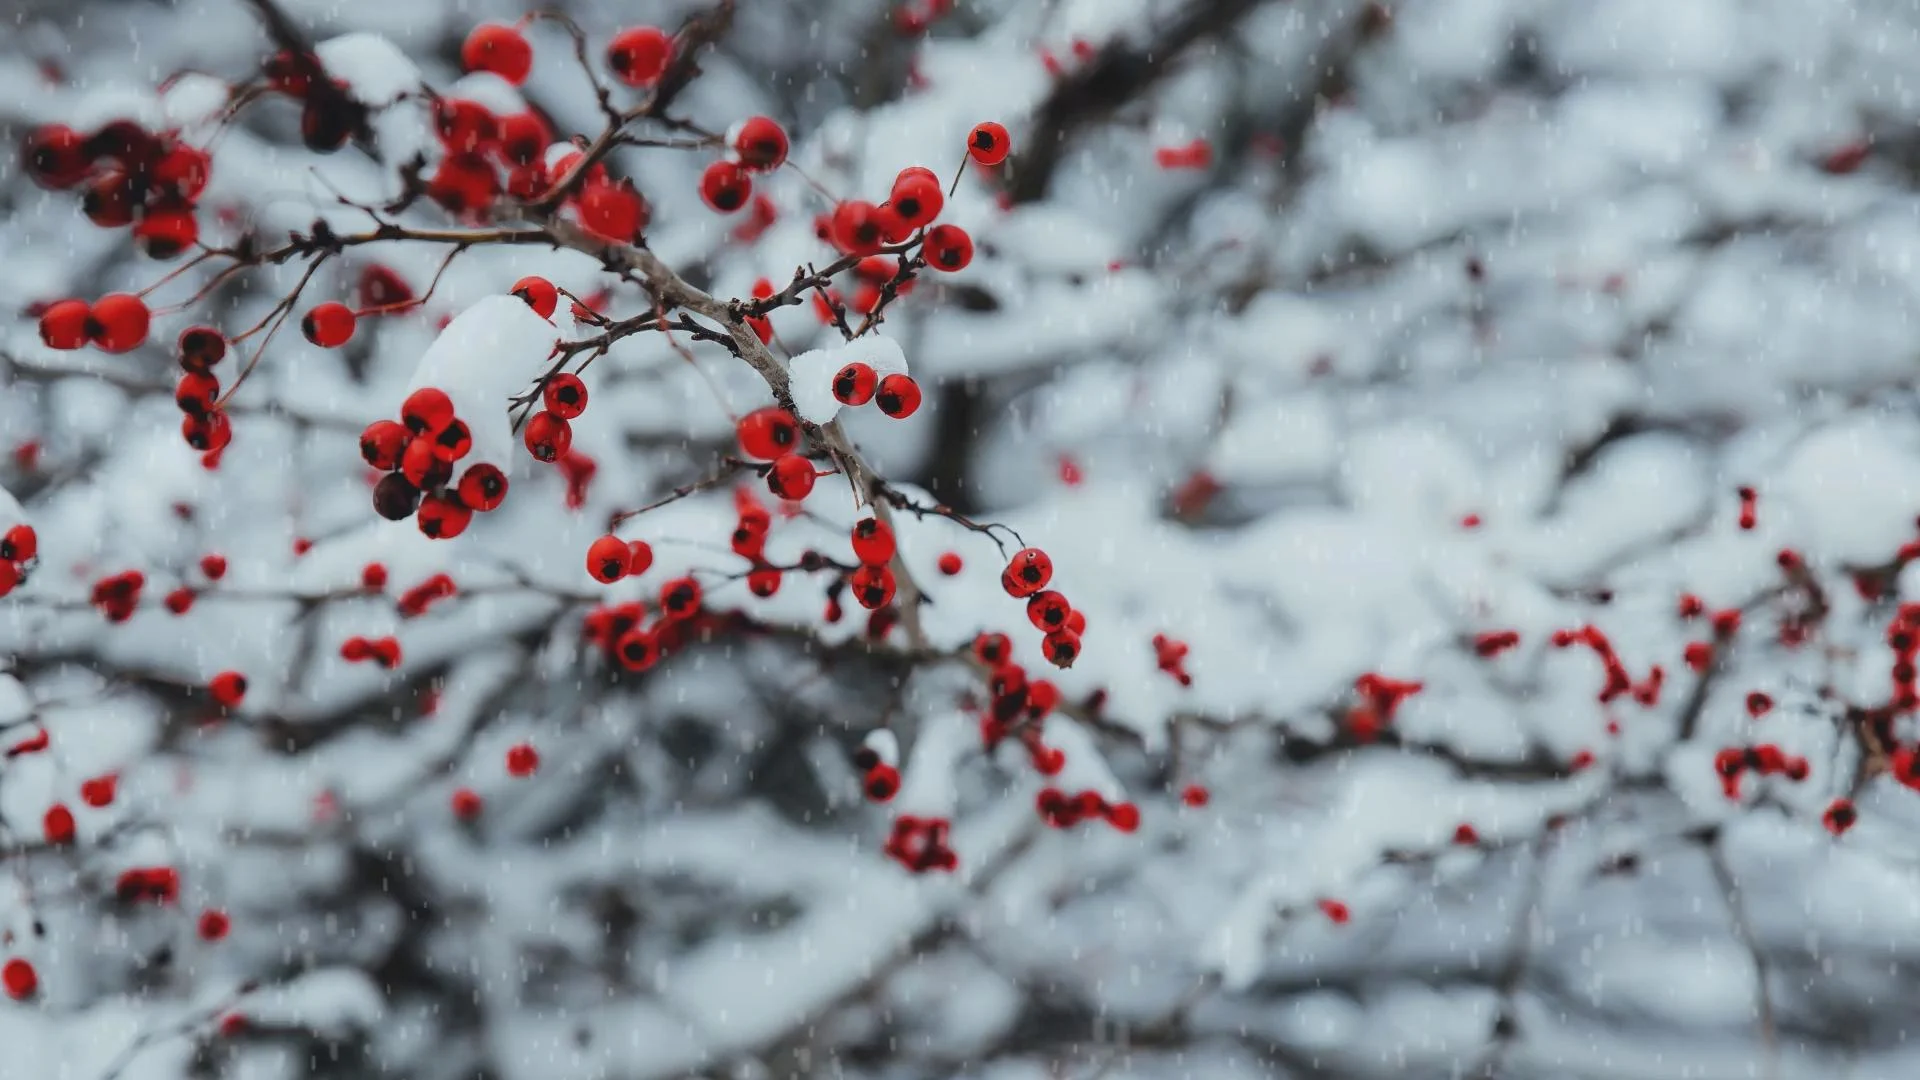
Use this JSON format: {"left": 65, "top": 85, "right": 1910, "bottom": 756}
{"left": 699, "top": 159, "right": 753, "bottom": 213}
{"left": 1002, "top": 548, "right": 1053, "bottom": 597}
{"left": 302, "top": 302, "right": 356, "bottom": 348}
{"left": 849, "top": 564, "right": 896, "bottom": 609}
{"left": 2, "top": 524, "right": 38, "bottom": 564}
{"left": 863, "top": 765, "right": 901, "bottom": 801}
{"left": 181, "top": 410, "right": 233, "bottom": 453}
{"left": 831, "top": 200, "right": 886, "bottom": 257}
{"left": 134, "top": 205, "right": 200, "bottom": 259}
{"left": 428, "top": 418, "right": 474, "bottom": 463}
{"left": 362, "top": 563, "right": 388, "bottom": 590}
{"left": 746, "top": 567, "right": 782, "bottom": 597}
{"left": 372, "top": 473, "right": 422, "bottom": 521}
{"left": 400, "top": 438, "right": 449, "bottom": 489}
{"left": 2, "top": 958, "right": 37, "bottom": 1001}
{"left": 511, "top": 275, "right": 558, "bottom": 319}
{"left": 937, "top": 552, "right": 963, "bottom": 575}
{"left": 523, "top": 411, "right": 573, "bottom": 462}
{"left": 197, "top": 908, "right": 231, "bottom": 942}
{"left": 544, "top": 373, "right": 589, "bottom": 419}
{"left": 1824, "top": 798, "right": 1857, "bottom": 836}
{"left": 890, "top": 169, "right": 945, "bottom": 228}
{"left": 575, "top": 177, "right": 648, "bottom": 243}
{"left": 506, "top": 741, "right": 540, "bottom": 777}
{"left": 1180, "top": 784, "right": 1209, "bottom": 808}
{"left": 1746, "top": 692, "right": 1773, "bottom": 718}
{"left": 80, "top": 772, "right": 118, "bottom": 808}
{"left": 416, "top": 493, "right": 473, "bottom": 540}
{"left": 660, "top": 576, "right": 703, "bottom": 620}
{"left": 614, "top": 627, "right": 659, "bottom": 670}
{"left": 1453, "top": 823, "right": 1480, "bottom": 845}
{"left": 731, "top": 116, "right": 790, "bottom": 171}
{"left": 1042, "top": 628, "right": 1081, "bottom": 668}
{"left": 341, "top": 636, "right": 372, "bottom": 662}
{"left": 38, "top": 299, "right": 91, "bottom": 350}
{"left": 90, "top": 293, "right": 151, "bottom": 353}
{"left": 875, "top": 374, "right": 922, "bottom": 419}
{"left": 451, "top": 787, "right": 484, "bottom": 820}
{"left": 208, "top": 670, "right": 248, "bottom": 708}
{"left": 456, "top": 463, "right": 509, "bottom": 512}
{"left": 177, "top": 326, "right": 226, "bottom": 372}
{"left": 737, "top": 407, "right": 800, "bottom": 460}
{"left": 164, "top": 588, "right": 195, "bottom": 614}
{"left": 967, "top": 121, "right": 1011, "bottom": 165}
{"left": 175, "top": 372, "right": 220, "bottom": 415}
{"left": 1317, "top": 898, "right": 1351, "bottom": 925}
{"left": 359, "top": 419, "right": 411, "bottom": 470}
{"left": 23, "top": 123, "right": 90, "bottom": 188}
{"left": 974, "top": 631, "right": 1011, "bottom": 666}
{"left": 627, "top": 540, "right": 654, "bottom": 575}
{"left": 434, "top": 98, "right": 499, "bottom": 154}
{"left": 587, "top": 535, "right": 632, "bottom": 583}
{"left": 43, "top": 803, "right": 75, "bottom": 845}
{"left": 462, "top": 22, "right": 534, "bottom": 85}
{"left": 401, "top": 387, "right": 456, "bottom": 437}
{"left": 833, "top": 362, "right": 878, "bottom": 406}
{"left": 606, "top": 26, "right": 673, "bottom": 86}
{"left": 154, "top": 144, "right": 212, "bottom": 199}
{"left": 923, "top": 224, "right": 973, "bottom": 271}
{"left": 851, "top": 517, "right": 896, "bottom": 566}
{"left": 1106, "top": 802, "right": 1141, "bottom": 832}
{"left": 496, "top": 112, "right": 550, "bottom": 166}
{"left": 767, "top": 454, "right": 817, "bottom": 500}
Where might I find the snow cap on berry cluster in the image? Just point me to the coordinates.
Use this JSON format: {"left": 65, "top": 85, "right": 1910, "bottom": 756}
{"left": 788, "top": 333, "right": 909, "bottom": 425}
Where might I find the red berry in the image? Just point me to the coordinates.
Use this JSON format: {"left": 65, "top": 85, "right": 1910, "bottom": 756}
{"left": 177, "top": 326, "right": 226, "bottom": 371}
{"left": 967, "top": 121, "right": 1011, "bottom": 165}
{"left": 456, "top": 463, "right": 509, "bottom": 512}
{"left": 851, "top": 517, "right": 896, "bottom": 566}
{"left": 155, "top": 144, "right": 212, "bottom": 199}
{"left": 766, "top": 454, "right": 817, "bottom": 500}
{"left": 731, "top": 116, "right": 789, "bottom": 171}
{"left": 923, "top": 224, "right": 973, "bottom": 271}
{"left": 659, "top": 576, "right": 702, "bottom": 620}
{"left": 359, "top": 419, "right": 411, "bottom": 470}
{"left": 38, "top": 299, "right": 91, "bottom": 350}
{"left": 974, "top": 632, "right": 1011, "bottom": 666}
{"left": 2, "top": 524, "right": 38, "bottom": 564}
{"left": 90, "top": 293, "right": 150, "bottom": 353}
{"left": 1180, "top": 784, "right": 1209, "bottom": 808}
{"left": 428, "top": 418, "right": 474, "bottom": 462}
{"left": 524, "top": 411, "right": 573, "bottom": 462}
{"left": 80, "top": 773, "right": 117, "bottom": 808}
{"left": 1042, "top": 629, "right": 1080, "bottom": 668}
{"left": 2, "top": 958, "right": 37, "bottom": 1001}
{"left": 875, "top": 374, "right": 922, "bottom": 419}
{"left": 301, "top": 302, "right": 356, "bottom": 348}
{"left": 497, "top": 113, "right": 551, "bottom": 166}
{"left": 462, "top": 22, "right": 534, "bottom": 85}
{"left": 199, "top": 554, "right": 227, "bottom": 580}
{"left": 890, "top": 169, "right": 945, "bottom": 228}
{"left": 197, "top": 908, "right": 231, "bottom": 942}
{"left": 1002, "top": 548, "right": 1052, "bottom": 597}
{"left": 23, "top": 123, "right": 90, "bottom": 188}
{"left": 1106, "top": 802, "right": 1140, "bottom": 832}
{"left": 863, "top": 765, "right": 900, "bottom": 801}
{"left": 699, "top": 159, "right": 753, "bottom": 213}
{"left": 43, "top": 803, "right": 75, "bottom": 845}
{"left": 737, "top": 407, "right": 801, "bottom": 460}
{"left": 451, "top": 787, "right": 484, "bottom": 820}
{"left": 747, "top": 568, "right": 783, "bottom": 597}
{"left": 614, "top": 627, "right": 659, "bottom": 670}
{"left": 1824, "top": 797, "right": 1857, "bottom": 836}
{"left": 832, "top": 362, "right": 878, "bottom": 406}
{"left": 181, "top": 410, "right": 233, "bottom": 453}
{"left": 587, "top": 534, "right": 632, "bottom": 583}
{"left": 627, "top": 540, "right": 654, "bottom": 575}
{"left": 511, "top": 275, "right": 558, "bottom": 319}
{"left": 208, "top": 670, "right": 248, "bottom": 708}
{"left": 401, "top": 387, "right": 456, "bottom": 436}
{"left": 165, "top": 587, "right": 195, "bottom": 614}
{"left": 543, "top": 373, "right": 589, "bottom": 418}
{"left": 417, "top": 493, "right": 473, "bottom": 540}
{"left": 849, "top": 564, "right": 896, "bottom": 609}
{"left": 175, "top": 372, "right": 220, "bottom": 415}
{"left": 606, "top": 26, "right": 673, "bottom": 86}
{"left": 506, "top": 741, "right": 540, "bottom": 777}
{"left": 576, "top": 178, "right": 648, "bottom": 243}
{"left": 1317, "top": 898, "right": 1351, "bottom": 925}
{"left": 831, "top": 200, "right": 886, "bottom": 257}
{"left": 400, "top": 438, "right": 449, "bottom": 489}
{"left": 937, "top": 552, "right": 962, "bottom": 575}
{"left": 134, "top": 206, "right": 199, "bottom": 259}
{"left": 362, "top": 563, "right": 389, "bottom": 589}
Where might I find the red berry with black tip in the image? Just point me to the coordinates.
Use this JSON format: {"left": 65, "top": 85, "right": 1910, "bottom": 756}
{"left": 177, "top": 326, "right": 226, "bottom": 372}
{"left": 175, "top": 372, "right": 220, "bottom": 415}
{"left": 606, "top": 26, "right": 672, "bottom": 86}
{"left": 182, "top": 411, "right": 232, "bottom": 453}
{"left": 890, "top": 169, "right": 944, "bottom": 228}
{"left": 731, "top": 116, "right": 789, "bottom": 171}
{"left": 660, "top": 576, "right": 702, "bottom": 620}
{"left": 511, "top": 275, "right": 558, "bottom": 318}
{"left": 1002, "top": 547, "right": 1052, "bottom": 597}
{"left": 586, "top": 534, "right": 631, "bottom": 584}
{"left": 736, "top": 407, "right": 800, "bottom": 460}
{"left": 831, "top": 200, "right": 886, "bottom": 257}
{"left": 416, "top": 493, "right": 473, "bottom": 540}
{"left": 923, "top": 224, "right": 973, "bottom": 272}
{"left": 849, "top": 564, "right": 896, "bottom": 609}
{"left": 766, "top": 454, "right": 816, "bottom": 500}
{"left": 462, "top": 22, "right": 534, "bottom": 85}
{"left": 851, "top": 517, "right": 896, "bottom": 566}
{"left": 456, "top": 464, "right": 508, "bottom": 512}
{"left": 1042, "top": 628, "right": 1081, "bottom": 668}
{"left": 699, "top": 160, "right": 753, "bottom": 213}
{"left": 543, "top": 373, "right": 588, "bottom": 418}
{"left": 429, "top": 418, "right": 473, "bottom": 462}
{"left": 875, "top": 374, "right": 922, "bottom": 418}
{"left": 833, "top": 362, "right": 878, "bottom": 406}
{"left": 1, "top": 524, "right": 34, "bottom": 564}
{"left": 359, "top": 420, "right": 410, "bottom": 470}
{"left": 401, "top": 387, "right": 455, "bottom": 437}
{"left": 523, "top": 411, "right": 572, "bottom": 462}
{"left": 90, "top": 293, "right": 150, "bottom": 353}
{"left": 302, "top": 302, "right": 356, "bottom": 348}
{"left": 39, "top": 299, "right": 91, "bottom": 350}
{"left": 209, "top": 670, "right": 248, "bottom": 708}
{"left": 968, "top": 121, "right": 1010, "bottom": 165}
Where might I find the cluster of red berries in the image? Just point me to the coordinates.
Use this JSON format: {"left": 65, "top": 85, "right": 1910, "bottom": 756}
{"left": 852, "top": 741, "right": 901, "bottom": 802}
{"left": 884, "top": 815, "right": 956, "bottom": 873}
{"left": 999, "top": 547, "right": 1082, "bottom": 669}
{"left": 21, "top": 119, "right": 210, "bottom": 257}
{"left": 1152, "top": 633, "right": 1193, "bottom": 686}
{"left": 586, "top": 534, "right": 655, "bottom": 585}
{"left": 524, "top": 372, "right": 588, "bottom": 468}
{"left": 169, "top": 326, "right": 237, "bottom": 455}
{"left": 1036, "top": 787, "right": 1140, "bottom": 832}
{"left": 698, "top": 116, "right": 789, "bottom": 213}
{"left": 581, "top": 576, "right": 706, "bottom": 673}
{"left": 1345, "top": 672, "right": 1424, "bottom": 742}
{"left": 1714, "top": 744, "right": 1810, "bottom": 799}
{"left": 0, "top": 523, "right": 37, "bottom": 598}
{"left": 830, "top": 357, "right": 923, "bottom": 419}
{"left": 732, "top": 407, "right": 828, "bottom": 502}
{"left": 975, "top": 645, "right": 1068, "bottom": 773}
{"left": 424, "top": 92, "right": 563, "bottom": 215}
{"left": 359, "top": 388, "right": 507, "bottom": 538}
{"left": 1550, "top": 624, "right": 1665, "bottom": 705}
{"left": 164, "top": 553, "right": 227, "bottom": 615}
{"left": 340, "top": 635, "right": 402, "bottom": 668}
{"left": 1883, "top": 603, "right": 1920, "bottom": 712}
{"left": 38, "top": 292, "right": 152, "bottom": 354}
{"left": 843, "top": 517, "right": 901, "bottom": 611}
{"left": 820, "top": 164, "right": 976, "bottom": 278}
{"left": 1674, "top": 597, "right": 1743, "bottom": 674}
